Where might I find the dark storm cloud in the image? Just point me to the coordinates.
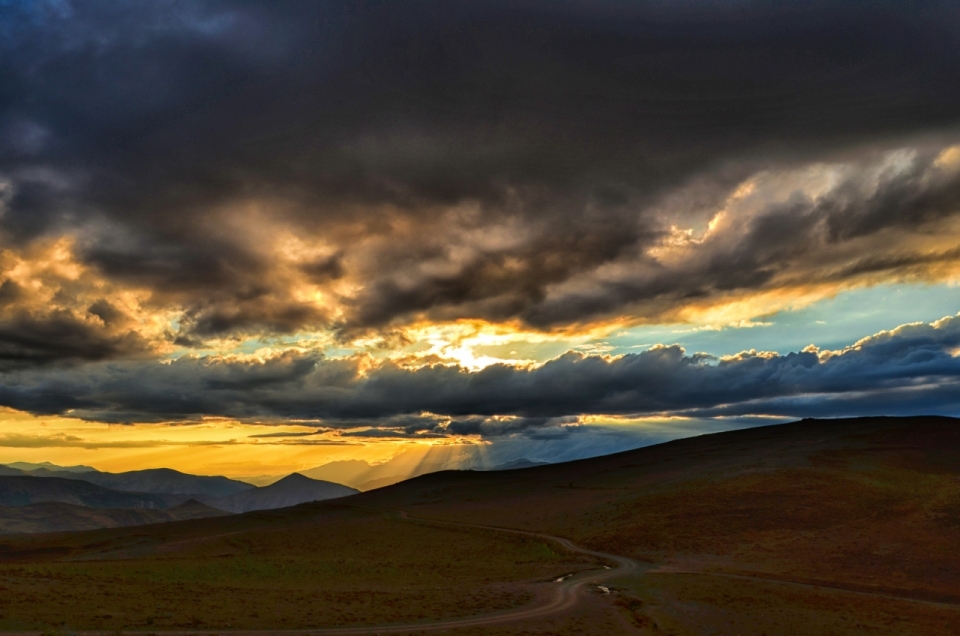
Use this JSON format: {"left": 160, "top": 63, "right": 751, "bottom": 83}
{"left": 523, "top": 146, "right": 960, "bottom": 326}
{"left": 1, "top": 314, "right": 960, "bottom": 431}
{"left": 0, "top": 309, "right": 152, "bottom": 367}
{"left": 3, "top": 1, "right": 960, "bottom": 342}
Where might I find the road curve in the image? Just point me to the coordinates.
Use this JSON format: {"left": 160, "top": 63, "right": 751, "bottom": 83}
{"left": 0, "top": 507, "right": 641, "bottom": 636}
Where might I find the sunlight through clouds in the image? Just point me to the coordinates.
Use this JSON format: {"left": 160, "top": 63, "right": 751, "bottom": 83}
{"left": 3, "top": 0, "right": 960, "bottom": 474}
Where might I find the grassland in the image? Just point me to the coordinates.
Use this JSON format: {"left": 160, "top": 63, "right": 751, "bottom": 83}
{"left": 0, "top": 505, "right": 586, "bottom": 631}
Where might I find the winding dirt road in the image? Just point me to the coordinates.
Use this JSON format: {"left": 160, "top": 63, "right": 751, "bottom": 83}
{"left": 2, "top": 508, "right": 642, "bottom": 636}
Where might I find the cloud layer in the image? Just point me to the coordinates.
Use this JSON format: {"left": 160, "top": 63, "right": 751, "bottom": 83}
{"left": 0, "top": 314, "right": 958, "bottom": 432}
{"left": 1, "top": 1, "right": 960, "bottom": 358}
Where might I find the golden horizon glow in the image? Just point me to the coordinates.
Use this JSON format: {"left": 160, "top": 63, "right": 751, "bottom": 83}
{"left": 0, "top": 407, "right": 460, "bottom": 479}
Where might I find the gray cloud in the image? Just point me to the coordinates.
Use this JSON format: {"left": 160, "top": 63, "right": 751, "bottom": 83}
{"left": 0, "top": 315, "right": 958, "bottom": 432}
{"left": 0, "top": 309, "right": 152, "bottom": 367}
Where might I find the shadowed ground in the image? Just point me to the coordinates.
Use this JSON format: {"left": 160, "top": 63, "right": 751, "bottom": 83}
{"left": 0, "top": 505, "right": 589, "bottom": 631}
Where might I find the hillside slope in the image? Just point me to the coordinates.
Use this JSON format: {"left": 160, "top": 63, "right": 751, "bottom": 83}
{"left": 353, "top": 416, "right": 960, "bottom": 631}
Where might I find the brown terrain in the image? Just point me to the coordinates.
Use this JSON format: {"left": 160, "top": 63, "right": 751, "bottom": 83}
{"left": 0, "top": 416, "right": 959, "bottom": 634}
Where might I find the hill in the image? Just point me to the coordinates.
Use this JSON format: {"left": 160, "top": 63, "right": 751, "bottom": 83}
{"left": 353, "top": 415, "right": 960, "bottom": 633}
{"left": 0, "top": 499, "right": 228, "bottom": 534}
{"left": 28, "top": 467, "right": 254, "bottom": 497}
{"left": 0, "top": 416, "right": 959, "bottom": 634}
{"left": 0, "top": 476, "right": 172, "bottom": 509}
{"left": 203, "top": 473, "right": 358, "bottom": 512}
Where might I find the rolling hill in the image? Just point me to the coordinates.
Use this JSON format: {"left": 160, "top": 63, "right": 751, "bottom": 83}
{"left": 0, "top": 475, "right": 173, "bottom": 509}
{"left": 202, "top": 473, "right": 358, "bottom": 512}
{"left": 0, "top": 499, "right": 228, "bottom": 534}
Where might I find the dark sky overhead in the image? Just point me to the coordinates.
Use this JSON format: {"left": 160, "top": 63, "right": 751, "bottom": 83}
{"left": 1, "top": 0, "right": 960, "bottom": 475}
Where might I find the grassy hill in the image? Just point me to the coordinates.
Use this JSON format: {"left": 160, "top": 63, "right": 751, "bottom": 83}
{"left": 0, "top": 416, "right": 958, "bottom": 634}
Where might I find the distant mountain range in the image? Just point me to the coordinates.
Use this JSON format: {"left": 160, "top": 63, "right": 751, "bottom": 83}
{"left": 2, "top": 461, "right": 96, "bottom": 473}
{"left": 0, "top": 476, "right": 173, "bottom": 509}
{"left": 0, "top": 463, "right": 359, "bottom": 534}
{"left": 0, "top": 466, "right": 254, "bottom": 497}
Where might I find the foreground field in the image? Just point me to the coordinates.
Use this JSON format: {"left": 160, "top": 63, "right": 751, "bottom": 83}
{"left": 0, "top": 505, "right": 586, "bottom": 631}
{"left": 1, "top": 416, "right": 959, "bottom": 634}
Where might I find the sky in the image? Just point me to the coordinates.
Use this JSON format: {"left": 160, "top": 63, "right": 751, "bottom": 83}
{"left": 2, "top": 0, "right": 960, "bottom": 480}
